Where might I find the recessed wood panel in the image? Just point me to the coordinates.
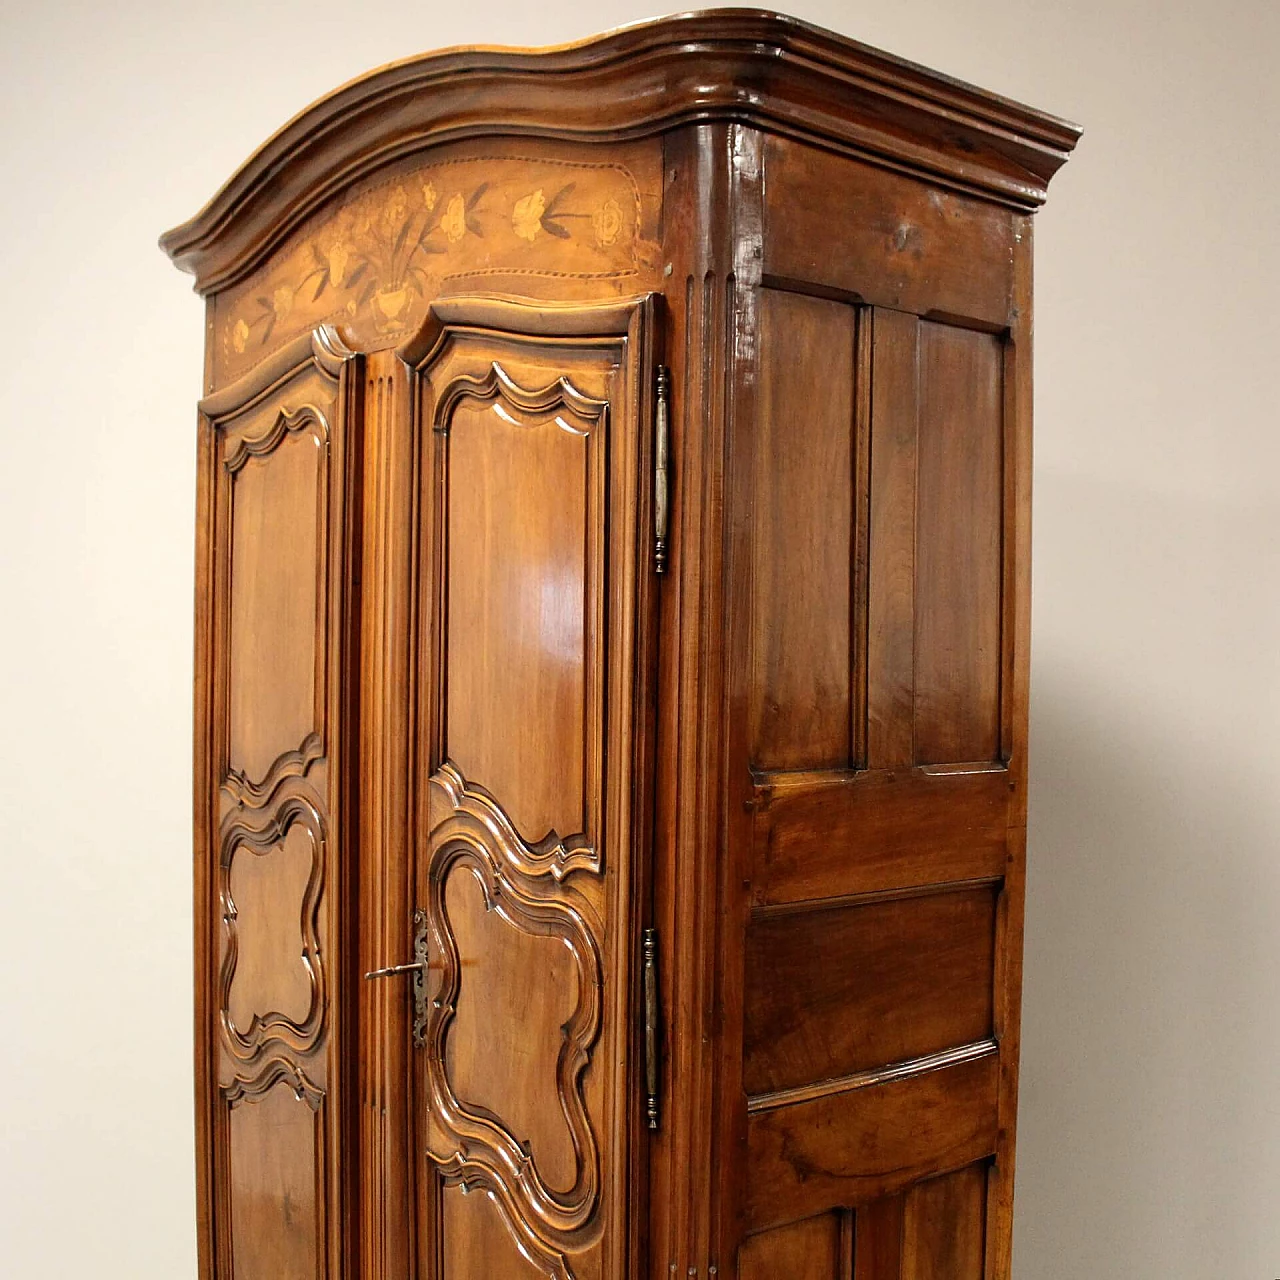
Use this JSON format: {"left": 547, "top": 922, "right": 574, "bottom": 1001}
{"left": 745, "top": 1051, "right": 998, "bottom": 1232}
{"left": 740, "top": 1213, "right": 847, "bottom": 1280}
{"left": 752, "top": 765, "right": 1010, "bottom": 906}
{"left": 228, "top": 1083, "right": 322, "bottom": 1280}
{"left": 751, "top": 287, "right": 857, "bottom": 771}
{"left": 228, "top": 418, "right": 325, "bottom": 785}
{"left": 226, "top": 822, "right": 315, "bottom": 1037}
{"left": 762, "top": 135, "right": 1016, "bottom": 329}
{"left": 866, "top": 308, "right": 918, "bottom": 770}
{"left": 744, "top": 887, "right": 996, "bottom": 1096}
{"left": 901, "top": 1164, "right": 988, "bottom": 1280}
{"left": 442, "top": 863, "right": 579, "bottom": 1195}
{"left": 443, "top": 396, "right": 596, "bottom": 843}
{"left": 914, "top": 323, "right": 1003, "bottom": 766}
{"left": 854, "top": 1195, "right": 905, "bottom": 1280}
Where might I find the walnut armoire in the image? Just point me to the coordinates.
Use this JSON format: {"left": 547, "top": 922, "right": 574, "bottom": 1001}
{"left": 160, "top": 12, "right": 1080, "bottom": 1280}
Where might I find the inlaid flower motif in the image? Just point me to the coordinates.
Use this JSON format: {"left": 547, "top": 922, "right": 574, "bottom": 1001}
{"left": 422, "top": 181, "right": 438, "bottom": 212}
{"left": 512, "top": 189, "right": 546, "bottom": 242}
{"left": 382, "top": 185, "right": 409, "bottom": 235}
{"left": 591, "top": 198, "right": 623, "bottom": 248}
{"left": 325, "top": 242, "right": 350, "bottom": 287}
{"left": 272, "top": 285, "right": 294, "bottom": 319}
{"left": 231, "top": 318, "right": 250, "bottom": 354}
{"left": 441, "top": 193, "right": 467, "bottom": 243}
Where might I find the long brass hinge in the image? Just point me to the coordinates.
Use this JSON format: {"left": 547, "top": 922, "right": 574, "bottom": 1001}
{"left": 642, "top": 927, "right": 662, "bottom": 1129}
{"left": 653, "top": 366, "right": 670, "bottom": 575}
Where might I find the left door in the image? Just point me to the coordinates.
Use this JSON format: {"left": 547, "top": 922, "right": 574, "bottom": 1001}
{"left": 197, "top": 327, "right": 359, "bottom": 1280}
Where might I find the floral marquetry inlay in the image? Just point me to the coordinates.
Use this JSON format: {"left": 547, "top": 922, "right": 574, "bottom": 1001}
{"left": 215, "top": 152, "right": 658, "bottom": 384}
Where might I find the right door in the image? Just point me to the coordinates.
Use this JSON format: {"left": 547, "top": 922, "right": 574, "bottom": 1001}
{"left": 403, "top": 296, "right": 659, "bottom": 1280}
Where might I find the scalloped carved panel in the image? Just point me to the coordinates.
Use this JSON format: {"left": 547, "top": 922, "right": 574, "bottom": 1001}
{"left": 411, "top": 299, "right": 655, "bottom": 1280}
{"left": 426, "top": 767, "right": 603, "bottom": 1252}
{"left": 224, "top": 402, "right": 329, "bottom": 791}
{"left": 220, "top": 792, "right": 326, "bottom": 1065}
{"left": 440, "top": 362, "right": 607, "bottom": 849}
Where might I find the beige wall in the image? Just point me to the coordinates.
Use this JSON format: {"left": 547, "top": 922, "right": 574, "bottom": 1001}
{"left": 2, "top": 0, "right": 1276, "bottom": 1274}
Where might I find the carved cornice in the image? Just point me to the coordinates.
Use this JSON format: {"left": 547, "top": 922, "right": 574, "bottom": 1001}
{"left": 160, "top": 10, "right": 1082, "bottom": 294}
{"left": 425, "top": 766, "right": 603, "bottom": 1266}
{"left": 219, "top": 791, "right": 327, "bottom": 1065}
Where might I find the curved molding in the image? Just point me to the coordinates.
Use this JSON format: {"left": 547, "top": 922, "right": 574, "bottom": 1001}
{"left": 223, "top": 1056, "right": 326, "bottom": 1111}
{"left": 431, "top": 759, "right": 600, "bottom": 887}
{"left": 160, "top": 10, "right": 1082, "bottom": 294}
{"left": 399, "top": 292, "right": 651, "bottom": 371}
{"left": 425, "top": 766, "right": 603, "bottom": 1255}
{"left": 219, "top": 791, "right": 327, "bottom": 1065}
{"left": 745, "top": 1038, "right": 1000, "bottom": 1114}
{"left": 223, "top": 402, "right": 330, "bottom": 473}
{"left": 200, "top": 324, "right": 352, "bottom": 423}
{"left": 221, "top": 730, "right": 324, "bottom": 809}
{"left": 433, "top": 360, "right": 608, "bottom": 443}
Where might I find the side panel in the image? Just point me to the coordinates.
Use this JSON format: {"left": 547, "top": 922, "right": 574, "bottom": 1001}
{"left": 405, "top": 297, "right": 657, "bottom": 1280}
{"left": 198, "top": 330, "right": 358, "bottom": 1280}
{"left": 750, "top": 288, "right": 857, "bottom": 771}
{"left": 725, "top": 135, "right": 1029, "bottom": 1279}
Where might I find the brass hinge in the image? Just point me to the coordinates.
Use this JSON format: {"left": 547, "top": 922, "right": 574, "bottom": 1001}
{"left": 365, "top": 908, "right": 430, "bottom": 1048}
{"left": 653, "top": 366, "right": 670, "bottom": 575}
{"left": 642, "top": 927, "right": 662, "bottom": 1129}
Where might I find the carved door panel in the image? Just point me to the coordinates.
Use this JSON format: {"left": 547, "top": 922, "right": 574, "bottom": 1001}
{"left": 401, "top": 297, "right": 659, "bottom": 1280}
{"left": 197, "top": 327, "right": 359, "bottom": 1280}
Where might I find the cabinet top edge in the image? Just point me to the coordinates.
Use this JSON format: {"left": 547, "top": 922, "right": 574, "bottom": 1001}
{"left": 159, "top": 8, "right": 1082, "bottom": 295}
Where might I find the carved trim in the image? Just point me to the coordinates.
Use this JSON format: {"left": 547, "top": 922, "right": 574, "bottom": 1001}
{"left": 218, "top": 791, "right": 327, "bottom": 1064}
{"left": 160, "top": 12, "right": 1083, "bottom": 293}
{"left": 223, "top": 1056, "right": 326, "bottom": 1111}
{"left": 431, "top": 759, "right": 599, "bottom": 888}
{"left": 432, "top": 361, "right": 608, "bottom": 440}
{"left": 223, "top": 402, "right": 331, "bottom": 473}
{"left": 399, "top": 294, "right": 651, "bottom": 370}
{"left": 221, "top": 730, "right": 324, "bottom": 809}
{"left": 425, "top": 766, "right": 603, "bottom": 1253}
{"left": 745, "top": 1039, "right": 1000, "bottom": 1114}
{"left": 201, "top": 325, "right": 351, "bottom": 422}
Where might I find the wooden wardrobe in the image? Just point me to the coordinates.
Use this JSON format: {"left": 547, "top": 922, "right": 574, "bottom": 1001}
{"left": 161, "top": 12, "right": 1079, "bottom": 1279}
